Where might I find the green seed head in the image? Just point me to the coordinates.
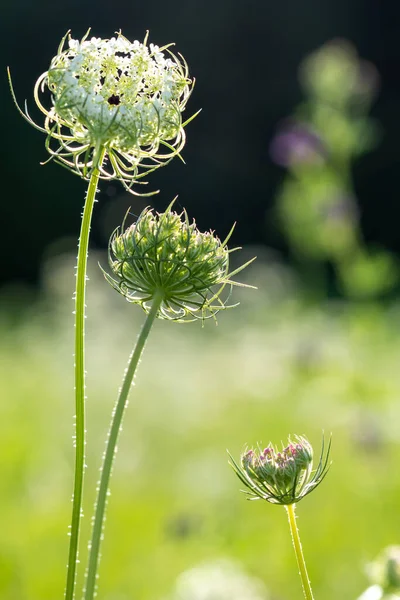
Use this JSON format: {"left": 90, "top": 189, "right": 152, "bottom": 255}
{"left": 102, "top": 203, "right": 255, "bottom": 322}
{"left": 9, "top": 30, "right": 196, "bottom": 192}
{"left": 230, "top": 435, "right": 330, "bottom": 505}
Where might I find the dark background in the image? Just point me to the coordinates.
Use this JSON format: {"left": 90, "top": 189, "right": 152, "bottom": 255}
{"left": 2, "top": 0, "right": 400, "bottom": 289}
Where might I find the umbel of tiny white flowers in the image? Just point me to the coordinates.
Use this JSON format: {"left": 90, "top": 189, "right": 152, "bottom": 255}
{"left": 229, "top": 435, "right": 331, "bottom": 505}
{"left": 101, "top": 201, "right": 256, "bottom": 322}
{"left": 8, "top": 29, "right": 196, "bottom": 194}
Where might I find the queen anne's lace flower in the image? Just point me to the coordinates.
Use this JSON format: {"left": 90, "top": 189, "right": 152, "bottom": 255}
{"left": 102, "top": 203, "right": 256, "bottom": 322}
{"left": 9, "top": 30, "right": 196, "bottom": 193}
{"left": 230, "top": 435, "right": 330, "bottom": 505}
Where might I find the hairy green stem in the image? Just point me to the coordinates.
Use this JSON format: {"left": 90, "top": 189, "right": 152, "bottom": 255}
{"left": 285, "top": 503, "right": 314, "bottom": 600}
{"left": 84, "top": 292, "right": 163, "bottom": 600}
{"left": 65, "top": 148, "right": 106, "bottom": 600}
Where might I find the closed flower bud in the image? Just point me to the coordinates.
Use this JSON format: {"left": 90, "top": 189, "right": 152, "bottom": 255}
{"left": 230, "top": 435, "right": 330, "bottom": 505}
{"left": 9, "top": 30, "right": 196, "bottom": 192}
{"left": 101, "top": 203, "right": 255, "bottom": 322}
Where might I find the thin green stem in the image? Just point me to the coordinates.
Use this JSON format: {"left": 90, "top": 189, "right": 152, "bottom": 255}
{"left": 84, "top": 292, "right": 163, "bottom": 600}
{"left": 65, "top": 148, "right": 106, "bottom": 600}
{"left": 285, "top": 503, "right": 314, "bottom": 600}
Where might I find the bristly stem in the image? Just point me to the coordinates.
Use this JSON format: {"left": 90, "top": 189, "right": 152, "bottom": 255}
{"left": 84, "top": 291, "right": 164, "bottom": 600}
{"left": 285, "top": 503, "right": 315, "bottom": 600}
{"left": 65, "top": 147, "right": 106, "bottom": 600}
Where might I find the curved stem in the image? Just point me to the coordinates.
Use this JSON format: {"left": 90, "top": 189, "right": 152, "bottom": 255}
{"left": 65, "top": 148, "right": 106, "bottom": 600}
{"left": 84, "top": 292, "right": 163, "bottom": 600}
{"left": 285, "top": 503, "right": 314, "bottom": 600}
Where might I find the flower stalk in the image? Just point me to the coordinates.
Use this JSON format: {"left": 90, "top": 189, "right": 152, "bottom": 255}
{"left": 286, "top": 503, "right": 314, "bottom": 600}
{"left": 84, "top": 290, "right": 164, "bottom": 600}
{"left": 65, "top": 146, "right": 106, "bottom": 600}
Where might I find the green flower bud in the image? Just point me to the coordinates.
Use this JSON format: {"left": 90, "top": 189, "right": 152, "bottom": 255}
{"left": 9, "top": 30, "right": 197, "bottom": 193}
{"left": 230, "top": 435, "right": 330, "bottom": 505}
{"left": 101, "top": 203, "right": 255, "bottom": 322}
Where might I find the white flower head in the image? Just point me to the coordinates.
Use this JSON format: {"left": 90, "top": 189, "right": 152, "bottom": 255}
{"left": 9, "top": 29, "right": 197, "bottom": 194}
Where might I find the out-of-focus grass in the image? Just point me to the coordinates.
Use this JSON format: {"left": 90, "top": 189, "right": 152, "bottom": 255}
{"left": 1, "top": 251, "right": 400, "bottom": 600}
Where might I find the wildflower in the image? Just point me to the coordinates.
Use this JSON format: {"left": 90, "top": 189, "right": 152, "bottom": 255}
{"left": 9, "top": 30, "right": 196, "bottom": 192}
{"left": 102, "top": 202, "right": 255, "bottom": 321}
{"left": 229, "top": 435, "right": 330, "bottom": 505}
{"left": 270, "top": 121, "right": 326, "bottom": 167}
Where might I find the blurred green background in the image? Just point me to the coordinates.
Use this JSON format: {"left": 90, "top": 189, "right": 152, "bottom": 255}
{"left": 2, "top": 254, "right": 400, "bottom": 599}
{"left": 3, "top": 1, "right": 400, "bottom": 599}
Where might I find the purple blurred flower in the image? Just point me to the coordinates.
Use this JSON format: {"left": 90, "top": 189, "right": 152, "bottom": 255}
{"left": 270, "top": 121, "right": 326, "bottom": 167}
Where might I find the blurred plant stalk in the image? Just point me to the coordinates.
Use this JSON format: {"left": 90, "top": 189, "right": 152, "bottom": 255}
{"left": 270, "top": 40, "right": 398, "bottom": 299}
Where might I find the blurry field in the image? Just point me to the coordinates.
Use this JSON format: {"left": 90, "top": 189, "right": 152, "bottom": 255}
{"left": 1, "top": 250, "right": 400, "bottom": 600}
